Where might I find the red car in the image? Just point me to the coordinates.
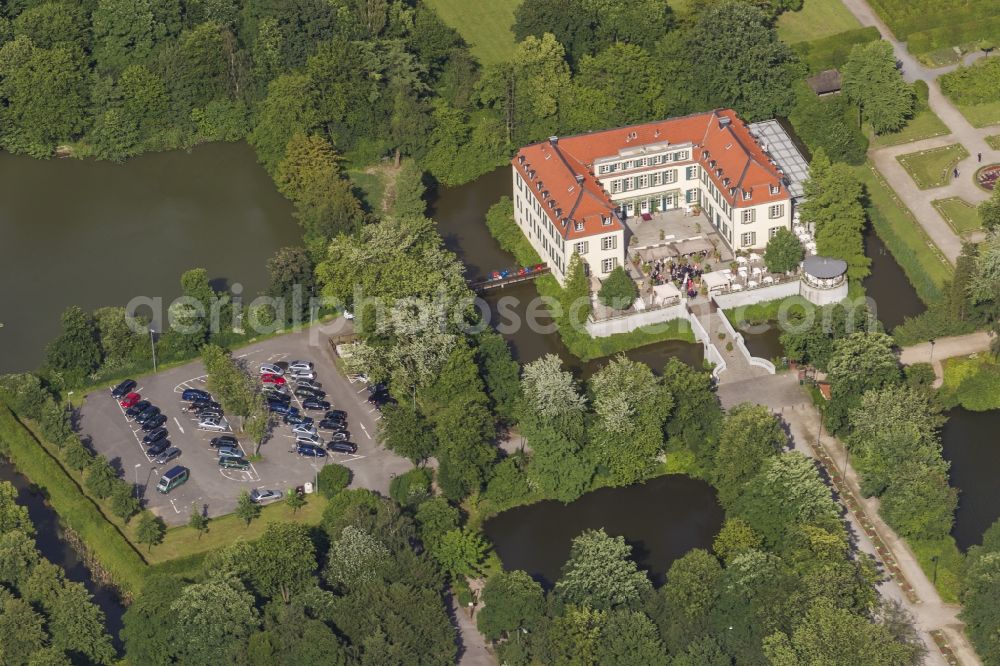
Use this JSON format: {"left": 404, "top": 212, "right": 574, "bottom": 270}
{"left": 119, "top": 392, "right": 141, "bottom": 408}
{"left": 261, "top": 374, "right": 286, "bottom": 386}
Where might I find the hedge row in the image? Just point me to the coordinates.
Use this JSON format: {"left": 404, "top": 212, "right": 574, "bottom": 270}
{"left": 907, "top": 15, "right": 1000, "bottom": 54}
{"left": 0, "top": 402, "right": 147, "bottom": 594}
{"left": 867, "top": 0, "right": 1000, "bottom": 39}
{"left": 792, "top": 27, "right": 880, "bottom": 74}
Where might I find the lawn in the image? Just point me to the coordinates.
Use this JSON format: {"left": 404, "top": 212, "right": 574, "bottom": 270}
{"left": 777, "top": 0, "right": 861, "bottom": 44}
{"left": 939, "top": 354, "right": 1000, "bottom": 411}
{"left": 347, "top": 168, "right": 387, "bottom": 213}
{"left": 956, "top": 100, "right": 1000, "bottom": 129}
{"left": 869, "top": 103, "right": 949, "bottom": 148}
{"left": 896, "top": 143, "right": 970, "bottom": 189}
{"left": 932, "top": 197, "right": 982, "bottom": 236}
{"left": 424, "top": 0, "right": 520, "bottom": 65}
{"left": 854, "top": 163, "right": 953, "bottom": 304}
{"left": 988, "top": 135, "right": 1000, "bottom": 150}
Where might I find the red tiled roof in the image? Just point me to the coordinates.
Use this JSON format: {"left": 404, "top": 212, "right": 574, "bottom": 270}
{"left": 511, "top": 109, "right": 789, "bottom": 241}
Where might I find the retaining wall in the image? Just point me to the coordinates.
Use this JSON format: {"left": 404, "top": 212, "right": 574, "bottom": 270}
{"left": 585, "top": 303, "right": 687, "bottom": 337}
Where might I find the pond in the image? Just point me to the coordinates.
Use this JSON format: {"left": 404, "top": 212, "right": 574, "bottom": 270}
{"left": 483, "top": 475, "right": 723, "bottom": 587}
{"left": 941, "top": 407, "right": 1000, "bottom": 550}
{"left": 0, "top": 458, "right": 124, "bottom": 651}
{"left": 0, "top": 142, "right": 300, "bottom": 373}
{"left": 429, "top": 167, "right": 703, "bottom": 374}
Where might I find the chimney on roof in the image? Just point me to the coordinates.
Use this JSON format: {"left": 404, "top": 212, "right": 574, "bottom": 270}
{"left": 549, "top": 136, "right": 559, "bottom": 145}
{"left": 719, "top": 116, "right": 732, "bottom": 129}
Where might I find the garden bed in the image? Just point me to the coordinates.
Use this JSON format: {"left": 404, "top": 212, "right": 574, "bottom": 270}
{"left": 896, "top": 144, "right": 970, "bottom": 190}
{"left": 932, "top": 197, "right": 982, "bottom": 235}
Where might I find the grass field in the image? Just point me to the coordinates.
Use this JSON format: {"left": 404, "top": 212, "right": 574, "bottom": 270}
{"left": 777, "top": 0, "right": 861, "bottom": 44}
{"left": 897, "top": 144, "right": 970, "bottom": 189}
{"left": 424, "top": 0, "right": 520, "bottom": 65}
{"left": 855, "top": 163, "right": 952, "bottom": 303}
{"left": 932, "top": 197, "right": 982, "bottom": 236}
{"left": 870, "top": 103, "right": 949, "bottom": 148}
{"left": 988, "top": 135, "right": 1000, "bottom": 150}
{"left": 955, "top": 100, "right": 1000, "bottom": 129}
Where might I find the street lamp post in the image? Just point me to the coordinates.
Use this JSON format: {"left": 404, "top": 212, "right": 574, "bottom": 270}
{"left": 134, "top": 463, "right": 142, "bottom": 499}
{"left": 929, "top": 338, "right": 936, "bottom": 365}
{"left": 149, "top": 327, "right": 158, "bottom": 373}
{"left": 931, "top": 555, "right": 939, "bottom": 585}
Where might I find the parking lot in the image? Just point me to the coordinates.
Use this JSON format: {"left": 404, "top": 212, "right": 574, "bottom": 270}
{"left": 79, "top": 324, "right": 413, "bottom": 524}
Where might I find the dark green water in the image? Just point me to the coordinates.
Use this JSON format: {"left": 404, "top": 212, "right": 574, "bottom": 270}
{"left": 0, "top": 142, "right": 300, "bottom": 372}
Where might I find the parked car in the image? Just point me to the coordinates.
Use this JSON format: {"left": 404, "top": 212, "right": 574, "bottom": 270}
{"left": 267, "top": 400, "right": 298, "bottom": 416}
{"left": 259, "top": 363, "right": 283, "bottom": 376}
{"left": 283, "top": 413, "right": 313, "bottom": 426}
{"left": 219, "top": 456, "right": 250, "bottom": 470}
{"left": 263, "top": 387, "right": 290, "bottom": 401}
{"left": 249, "top": 488, "right": 283, "bottom": 505}
{"left": 155, "top": 466, "right": 188, "bottom": 494}
{"left": 261, "top": 373, "right": 286, "bottom": 386}
{"left": 288, "top": 369, "right": 316, "bottom": 381}
{"left": 210, "top": 435, "right": 238, "bottom": 449}
{"left": 198, "top": 417, "right": 227, "bottom": 432}
{"left": 181, "top": 388, "right": 210, "bottom": 402}
{"left": 367, "top": 390, "right": 395, "bottom": 408}
{"left": 324, "top": 410, "right": 347, "bottom": 422}
{"left": 327, "top": 441, "right": 358, "bottom": 454}
{"left": 197, "top": 406, "right": 223, "bottom": 419}
{"left": 295, "top": 378, "right": 322, "bottom": 391}
{"left": 183, "top": 399, "right": 220, "bottom": 412}
{"left": 217, "top": 446, "right": 243, "bottom": 459}
{"left": 146, "top": 440, "right": 171, "bottom": 457}
{"left": 135, "top": 406, "right": 161, "bottom": 424}
{"left": 318, "top": 418, "right": 348, "bottom": 432}
{"left": 294, "top": 386, "right": 325, "bottom": 400}
{"left": 295, "top": 433, "right": 323, "bottom": 446}
{"left": 291, "top": 423, "right": 317, "bottom": 437}
{"left": 119, "top": 392, "right": 141, "bottom": 409}
{"left": 288, "top": 360, "right": 313, "bottom": 373}
{"left": 142, "top": 427, "right": 168, "bottom": 445}
{"left": 125, "top": 400, "right": 152, "bottom": 418}
{"left": 328, "top": 430, "right": 349, "bottom": 442}
{"left": 141, "top": 414, "right": 167, "bottom": 431}
{"left": 296, "top": 443, "right": 326, "bottom": 458}
{"left": 301, "top": 397, "right": 331, "bottom": 411}
{"left": 154, "top": 447, "right": 182, "bottom": 465}
{"left": 112, "top": 379, "right": 137, "bottom": 399}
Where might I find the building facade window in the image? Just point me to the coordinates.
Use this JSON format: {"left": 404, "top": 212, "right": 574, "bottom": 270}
{"left": 601, "top": 235, "right": 617, "bottom": 251}
{"left": 686, "top": 165, "right": 698, "bottom": 180}
{"left": 574, "top": 241, "right": 589, "bottom": 254}
{"left": 768, "top": 204, "right": 785, "bottom": 219}
{"left": 741, "top": 231, "right": 756, "bottom": 247}
{"left": 601, "top": 257, "right": 617, "bottom": 274}
{"left": 639, "top": 174, "right": 649, "bottom": 188}
{"left": 663, "top": 169, "right": 677, "bottom": 184}
{"left": 742, "top": 209, "right": 755, "bottom": 224}
{"left": 769, "top": 226, "right": 783, "bottom": 239}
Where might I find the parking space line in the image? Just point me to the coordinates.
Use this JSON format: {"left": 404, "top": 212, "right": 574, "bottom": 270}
{"left": 169, "top": 499, "right": 181, "bottom": 514}
{"left": 173, "top": 417, "right": 185, "bottom": 434}
{"left": 360, "top": 423, "right": 372, "bottom": 440}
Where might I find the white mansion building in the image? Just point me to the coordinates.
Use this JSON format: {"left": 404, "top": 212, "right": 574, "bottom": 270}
{"left": 511, "top": 109, "right": 795, "bottom": 284}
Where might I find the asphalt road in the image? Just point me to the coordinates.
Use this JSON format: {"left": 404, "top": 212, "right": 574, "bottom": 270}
{"left": 78, "top": 323, "right": 413, "bottom": 524}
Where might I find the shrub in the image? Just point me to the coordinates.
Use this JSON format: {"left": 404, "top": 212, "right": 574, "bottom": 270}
{"left": 598, "top": 266, "right": 638, "bottom": 310}
{"left": 316, "top": 464, "right": 352, "bottom": 498}
{"left": 913, "top": 79, "right": 929, "bottom": 103}
{"left": 0, "top": 373, "right": 49, "bottom": 420}
{"left": 84, "top": 456, "right": 118, "bottom": 499}
{"left": 39, "top": 398, "right": 73, "bottom": 446}
{"left": 764, "top": 228, "right": 804, "bottom": 273}
{"left": 940, "top": 58, "right": 1000, "bottom": 106}
{"left": 389, "top": 468, "right": 432, "bottom": 507}
{"left": 62, "top": 438, "right": 93, "bottom": 471}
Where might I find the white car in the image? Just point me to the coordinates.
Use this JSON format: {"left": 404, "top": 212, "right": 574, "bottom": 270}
{"left": 289, "top": 369, "right": 316, "bottom": 381}
{"left": 295, "top": 433, "right": 323, "bottom": 446}
{"left": 259, "top": 363, "right": 284, "bottom": 376}
{"left": 291, "top": 423, "right": 317, "bottom": 437}
{"left": 288, "top": 360, "right": 314, "bottom": 373}
{"left": 198, "top": 417, "right": 228, "bottom": 432}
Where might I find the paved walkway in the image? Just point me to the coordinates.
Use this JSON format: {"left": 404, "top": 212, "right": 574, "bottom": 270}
{"left": 719, "top": 373, "right": 977, "bottom": 665}
{"left": 689, "top": 302, "right": 773, "bottom": 384}
{"left": 840, "top": 0, "right": 1000, "bottom": 264}
{"left": 899, "top": 331, "right": 993, "bottom": 386}
{"left": 451, "top": 595, "right": 494, "bottom": 665}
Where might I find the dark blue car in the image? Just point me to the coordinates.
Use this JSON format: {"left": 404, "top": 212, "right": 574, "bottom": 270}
{"left": 267, "top": 400, "right": 298, "bottom": 417}
{"left": 296, "top": 444, "right": 326, "bottom": 458}
{"left": 181, "top": 388, "right": 210, "bottom": 402}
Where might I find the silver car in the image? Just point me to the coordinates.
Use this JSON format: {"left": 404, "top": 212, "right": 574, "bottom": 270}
{"left": 295, "top": 432, "right": 323, "bottom": 446}
{"left": 289, "top": 369, "right": 316, "bottom": 381}
{"left": 198, "top": 417, "right": 227, "bottom": 432}
{"left": 288, "top": 360, "right": 313, "bottom": 373}
{"left": 249, "top": 488, "right": 283, "bottom": 505}
{"left": 295, "top": 378, "right": 322, "bottom": 390}
{"left": 154, "top": 447, "right": 182, "bottom": 465}
{"left": 259, "top": 363, "right": 284, "bottom": 376}
{"left": 217, "top": 446, "right": 243, "bottom": 459}
{"left": 291, "top": 423, "right": 317, "bottom": 437}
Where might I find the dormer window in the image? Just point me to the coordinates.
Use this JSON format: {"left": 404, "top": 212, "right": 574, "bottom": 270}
{"left": 517, "top": 155, "right": 525, "bottom": 164}
{"left": 743, "top": 189, "right": 752, "bottom": 201}
{"left": 769, "top": 184, "right": 780, "bottom": 195}
{"left": 575, "top": 221, "right": 584, "bottom": 231}
{"left": 602, "top": 217, "right": 612, "bottom": 226}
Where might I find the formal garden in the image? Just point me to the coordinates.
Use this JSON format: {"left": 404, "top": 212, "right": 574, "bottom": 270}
{"left": 897, "top": 144, "right": 970, "bottom": 190}
{"left": 933, "top": 197, "right": 984, "bottom": 236}
{"left": 940, "top": 57, "right": 1000, "bottom": 129}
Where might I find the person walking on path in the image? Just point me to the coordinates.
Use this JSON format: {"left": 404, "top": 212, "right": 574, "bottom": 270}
{"left": 979, "top": 152, "right": 983, "bottom": 163}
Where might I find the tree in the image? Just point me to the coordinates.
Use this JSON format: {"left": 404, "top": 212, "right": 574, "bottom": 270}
{"left": 45, "top": 306, "right": 101, "bottom": 386}
{"left": 110, "top": 481, "right": 140, "bottom": 523}
{"left": 316, "top": 464, "right": 351, "bottom": 498}
{"left": 285, "top": 488, "right": 307, "bottom": 514}
{"left": 713, "top": 404, "right": 786, "bottom": 506}
{"left": 842, "top": 40, "right": 915, "bottom": 135}
{"left": 652, "top": 548, "right": 723, "bottom": 654}
{"left": 84, "top": 456, "right": 117, "bottom": 500}
{"left": 170, "top": 577, "right": 260, "bottom": 665}
{"left": 521, "top": 354, "right": 587, "bottom": 420}
{"left": 554, "top": 528, "right": 652, "bottom": 610}
{"left": 431, "top": 528, "right": 489, "bottom": 579}
{"left": 477, "top": 570, "right": 546, "bottom": 641}
{"left": 963, "top": 519, "right": 1000, "bottom": 664}
{"left": 39, "top": 398, "right": 73, "bottom": 445}
{"left": 576, "top": 43, "right": 665, "bottom": 125}
{"left": 597, "top": 609, "right": 669, "bottom": 665}
{"left": 378, "top": 403, "right": 437, "bottom": 463}
{"left": 763, "top": 598, "right": 918, "bottom": 665}
{"left": 12, "top": 2, "right": 87, "bottom": 50}
{"left": 0, "top": 595, "right": 48, "bottom": 665}
{"left": 415, "top": 497, "right": 460, "bottom": 549}
{"left": 598, "top": 266, "right": 638, "bottom": 310}
{"left": 588, "top": 356, "right": 672, "bottom": 484}
{"left": 91, "top": 0, "right": 154, "bottom": 74}
{"left": 250, "top": 523, "right": 317, "bottom": 603}
{"left": 0, "top": 481, "right": 33, "bottom": 535}
{"left": 389, "top": 161, "right": 427, "bottom": 219}
{"left": 236, "top": 490, "right": 261, "bottom": 527}
{"left": 764, "top": 228, "right": 804, "bottom": 274}
{"left": 712, "top": 518, "right": 763, "bottom": 563}
{"left": 248, "top": 73, "right": 320, "bottom": 174}
{"left": 661, "top": 358, "right": 720, "bottom": 470}
{"left": 265, "top": 246, "right": 315, "bottom": 321}
{"left": 89, "top": 108, "right": 140, "bottom": 161}
{"left": 980, "top": 189, "right": 1000, "bottom": 232}
{"left": 789, "top": 81, "right": 868, "bottom": 165}
{"left": 136, "top": 512, "right": 166, "bottom": 552}
{"left": 687, "top": 0, "right": 796, "bottom": 120}
{"left": 825, "top": 332, "right": 900, "bottom": 432}
{"left": 323, "top": 525, "right": 390, "bottom": 590}
{"left": 474, "top": 330, "right": 522, "bottom": 424}
{"left": 513, "top": 0, "right": 598, "bottom": 64}
{"left": 562, "top": 252, "right": 592, "bottom": 327}
{"left": 94, "top": 306, "right": 143, "bottom": 370}
{"left": 188, "top": 507, "right": 209, "bottom": 539}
